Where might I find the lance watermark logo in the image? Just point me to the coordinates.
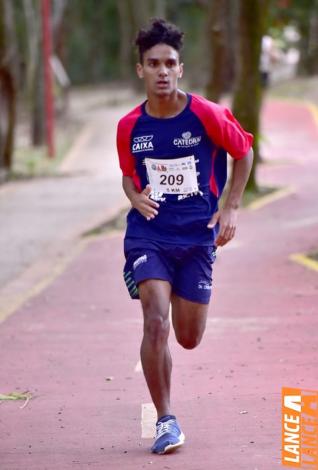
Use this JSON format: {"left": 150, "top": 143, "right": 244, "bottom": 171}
{"left": 173, "top": 131, "right": 201, "bottom": 148}
{"left": 282, "top": 387, "right": 318, "bottom": 468}
{"left": 132, "top": 135, "right": 154, "bottom": 153}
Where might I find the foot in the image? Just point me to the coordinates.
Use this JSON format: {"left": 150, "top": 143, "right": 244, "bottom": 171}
{"left": 151, "top": 415, "right": 185, "bottom": 455}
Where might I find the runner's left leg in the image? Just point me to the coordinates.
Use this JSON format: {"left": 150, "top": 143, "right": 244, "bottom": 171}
{"left": 171, "top": 294, "right": 209, "bottom": 349}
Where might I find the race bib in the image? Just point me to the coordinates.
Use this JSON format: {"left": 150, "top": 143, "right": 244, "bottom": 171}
{"left": 145, "top": 155, "right": 198, "bottom": 195}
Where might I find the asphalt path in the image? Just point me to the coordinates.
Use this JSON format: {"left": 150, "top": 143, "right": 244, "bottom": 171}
{"left": 0, "top": 97, "right": 318, "bottom": 469}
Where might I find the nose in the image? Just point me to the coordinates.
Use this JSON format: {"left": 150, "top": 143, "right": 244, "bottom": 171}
{"left": 158, "top": 64, "right": 168, "bottom": 77}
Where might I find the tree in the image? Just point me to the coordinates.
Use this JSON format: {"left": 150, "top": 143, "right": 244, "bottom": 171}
{"left": 206, "top": 0, "right": 236, "bottom": 102}
{"left": 64, "top": 1, "right": 120, "bottom": 84}
{"left": 232, "top": 0, "right": 270, "bottom": 191}
{"left": 206, "top": 0, "right": 227, "bottom": 102}
{"left": 23, "top": 0, "right": 45, "bottom": 146}
{"left": 117, "top": 0, "right": 133, "bottom": 80}
{"left": 295, "top": 0, "right": 318, "bottom": 75}
{"left": 308, "top": 2, "right": 318, "bottom": 75}
{"left": 0, "top": 0, "right": 17, "bottom": 172}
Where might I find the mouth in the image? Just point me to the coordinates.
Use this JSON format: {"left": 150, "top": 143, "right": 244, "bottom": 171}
{"left": 156, "top": 80, "right": 169, "bottom": 87}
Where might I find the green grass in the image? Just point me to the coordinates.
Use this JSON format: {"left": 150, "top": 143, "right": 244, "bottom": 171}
{"left": 82, "top": 207, "right": 128, "bottom": 237}
{"left": 9, "top": 136, "right": 73, "bottom": 180}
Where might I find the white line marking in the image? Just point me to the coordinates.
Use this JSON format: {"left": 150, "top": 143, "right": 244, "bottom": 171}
{"left": 141, "top": 403, "right": 156, "bottom": 439}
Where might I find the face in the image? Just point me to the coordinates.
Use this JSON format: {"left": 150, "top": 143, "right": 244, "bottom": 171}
{"left": 136, "top": 43, "right": 183, "bottom": 97}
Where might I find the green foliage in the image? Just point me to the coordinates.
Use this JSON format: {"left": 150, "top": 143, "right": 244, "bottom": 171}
{"left": 269, "top": 0, "right": 317, "bottom": 27}
{"left": 5, "top": 0, "right": 318, "bottom": 87}
{"left": 167, "top": 1, "right": 206, "bottom": 86}
{"left": 64, "top": 0, "right": 120, "bottom": 84}
{"left": 62, "top": 0, "right": 206, "bottom": 85}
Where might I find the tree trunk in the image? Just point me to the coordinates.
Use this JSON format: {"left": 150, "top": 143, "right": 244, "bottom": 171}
{"left": 232, "top": 0, "right": 269, "bottom": 192}
{"left": 0, "top": 68, "right": 16, "bottom": 170}
{"left": 297, "top": 19, "right": 311, "bottom": 76}
{"left": 307, "top": 0, "right": 318, "bottom": 74}
{"left": 206, "top": 0, "right": 228, "bottom": 102}
{"left": 154, "top": 0, "right": 166, "bottom": 18}
{"left": 31, "top": 56, "right": 45, "bottom": 145}
{"left": 224, "top": 0, "right": 237, "bottom": 93}
{"left": 52, "top": 0, "right": 68, "bottom": 57}
{"left": 117, "top": 0, "right": 133, "bottom": 80}
{"left": 23, "top": 0, "right": 45, "bottom": 146}
{"left": 0, "top": 0, "right": 16, "bottom": 171}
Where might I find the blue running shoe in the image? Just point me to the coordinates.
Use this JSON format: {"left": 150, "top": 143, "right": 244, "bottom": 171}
{"left": 151, "top": 415, "right": 185, "bottom": 454}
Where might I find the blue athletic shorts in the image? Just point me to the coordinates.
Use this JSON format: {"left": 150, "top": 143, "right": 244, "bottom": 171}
{"left": 123, "top": 238, "right": 217, "bottom": 305}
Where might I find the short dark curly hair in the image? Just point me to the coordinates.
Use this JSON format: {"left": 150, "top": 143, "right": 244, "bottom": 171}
{"left": 135, "top": 18, "right": 184, "bottom": 63}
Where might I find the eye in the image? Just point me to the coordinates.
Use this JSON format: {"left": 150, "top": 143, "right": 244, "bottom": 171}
{"left": 166, "top": 59, "right": 177, "bottom": 68}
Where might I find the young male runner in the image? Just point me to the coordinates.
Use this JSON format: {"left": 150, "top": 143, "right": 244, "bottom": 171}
{"left": 116, "top": 18, "right": 253, "bottom": 455}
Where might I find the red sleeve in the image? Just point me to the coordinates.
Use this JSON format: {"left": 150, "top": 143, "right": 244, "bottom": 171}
{"left": 190, "top": 94, "right": 253, "bottom": 159}
{"left": 116, "top": 105, "right": 142, "bottom": 177}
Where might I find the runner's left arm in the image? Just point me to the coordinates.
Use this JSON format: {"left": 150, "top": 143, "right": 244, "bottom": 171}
{"left": 207, "top": 148, "right": 253, "bottom": 246}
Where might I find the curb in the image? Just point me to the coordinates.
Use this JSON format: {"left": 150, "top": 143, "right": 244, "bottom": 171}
{"left": 290, "top": 253, "right": 318, "bottom": 273}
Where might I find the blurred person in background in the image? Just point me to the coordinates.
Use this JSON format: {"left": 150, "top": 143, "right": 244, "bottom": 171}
{"left": 260, "top": 34, "right": 280, "bottom": 88}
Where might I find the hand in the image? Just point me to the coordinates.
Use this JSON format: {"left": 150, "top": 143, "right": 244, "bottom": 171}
{"left": 131, "top": 185, "right": 159, "bottom": 221}
{"left": 207, "top": 208, "right": 238, "bottom": 246}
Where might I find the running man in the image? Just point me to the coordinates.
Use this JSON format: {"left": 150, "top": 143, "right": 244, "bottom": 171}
{"left": 116, "top": 18, "right": 253, "bottom": 455}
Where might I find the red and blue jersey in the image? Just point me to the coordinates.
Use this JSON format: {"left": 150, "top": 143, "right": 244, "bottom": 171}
{"left": 117, "top": 93, "right": 253, "bottom": 246}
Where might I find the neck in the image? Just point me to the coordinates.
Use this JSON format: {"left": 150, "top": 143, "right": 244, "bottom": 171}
{"left": 146, "top": 89, "right": 187, "bottom": 118}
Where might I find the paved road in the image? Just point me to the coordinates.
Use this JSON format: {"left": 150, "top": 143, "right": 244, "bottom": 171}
{"left": 0, "top": 98, "right": 317, "bottom": 469}
{"left": 0, "top": 92, "right": 138, "bottom": 320}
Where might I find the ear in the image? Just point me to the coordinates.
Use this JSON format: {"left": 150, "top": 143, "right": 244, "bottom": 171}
{"left": 179, "top": 63, "right": 184, "bottom": 79}
{"left": 136, "top": 63, "right": 144, "bottom": 79}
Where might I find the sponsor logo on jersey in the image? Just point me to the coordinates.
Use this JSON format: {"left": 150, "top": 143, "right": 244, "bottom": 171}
{"left": 173, "top": 131, "right": 201, "bottom": 148}
{"left": 132, "top": 135, "right": 154, "bottom": 153}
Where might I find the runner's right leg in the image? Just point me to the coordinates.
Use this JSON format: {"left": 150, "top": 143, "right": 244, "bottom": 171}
{"left": 138, "top": 279, "right": 172, "bottom": 420}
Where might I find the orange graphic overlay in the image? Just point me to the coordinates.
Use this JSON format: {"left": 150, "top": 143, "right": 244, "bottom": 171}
{"left": 282, "top": 387, "right": 318, "bottom": 469}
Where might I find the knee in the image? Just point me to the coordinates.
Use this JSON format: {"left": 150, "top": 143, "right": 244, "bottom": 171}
{"left": 176, "top": 333, "right": 202, "bottom": 350}
{"left": 143, "top": 315, "right": 170, "bottom": 348}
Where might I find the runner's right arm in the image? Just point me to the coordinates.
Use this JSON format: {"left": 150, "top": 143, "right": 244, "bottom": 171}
{"left": 117, "top": 113, "right": 159, "bottom": 221}
{"left": 122, "top": 177, "right": 159, "bottom": 221}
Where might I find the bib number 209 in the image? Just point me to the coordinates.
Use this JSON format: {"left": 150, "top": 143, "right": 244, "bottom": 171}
{"left": 159, "top": 174, "right": 184, "bottom": 186}
{"left": 145, "top": 155, "right": 198, "bottom": 194}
